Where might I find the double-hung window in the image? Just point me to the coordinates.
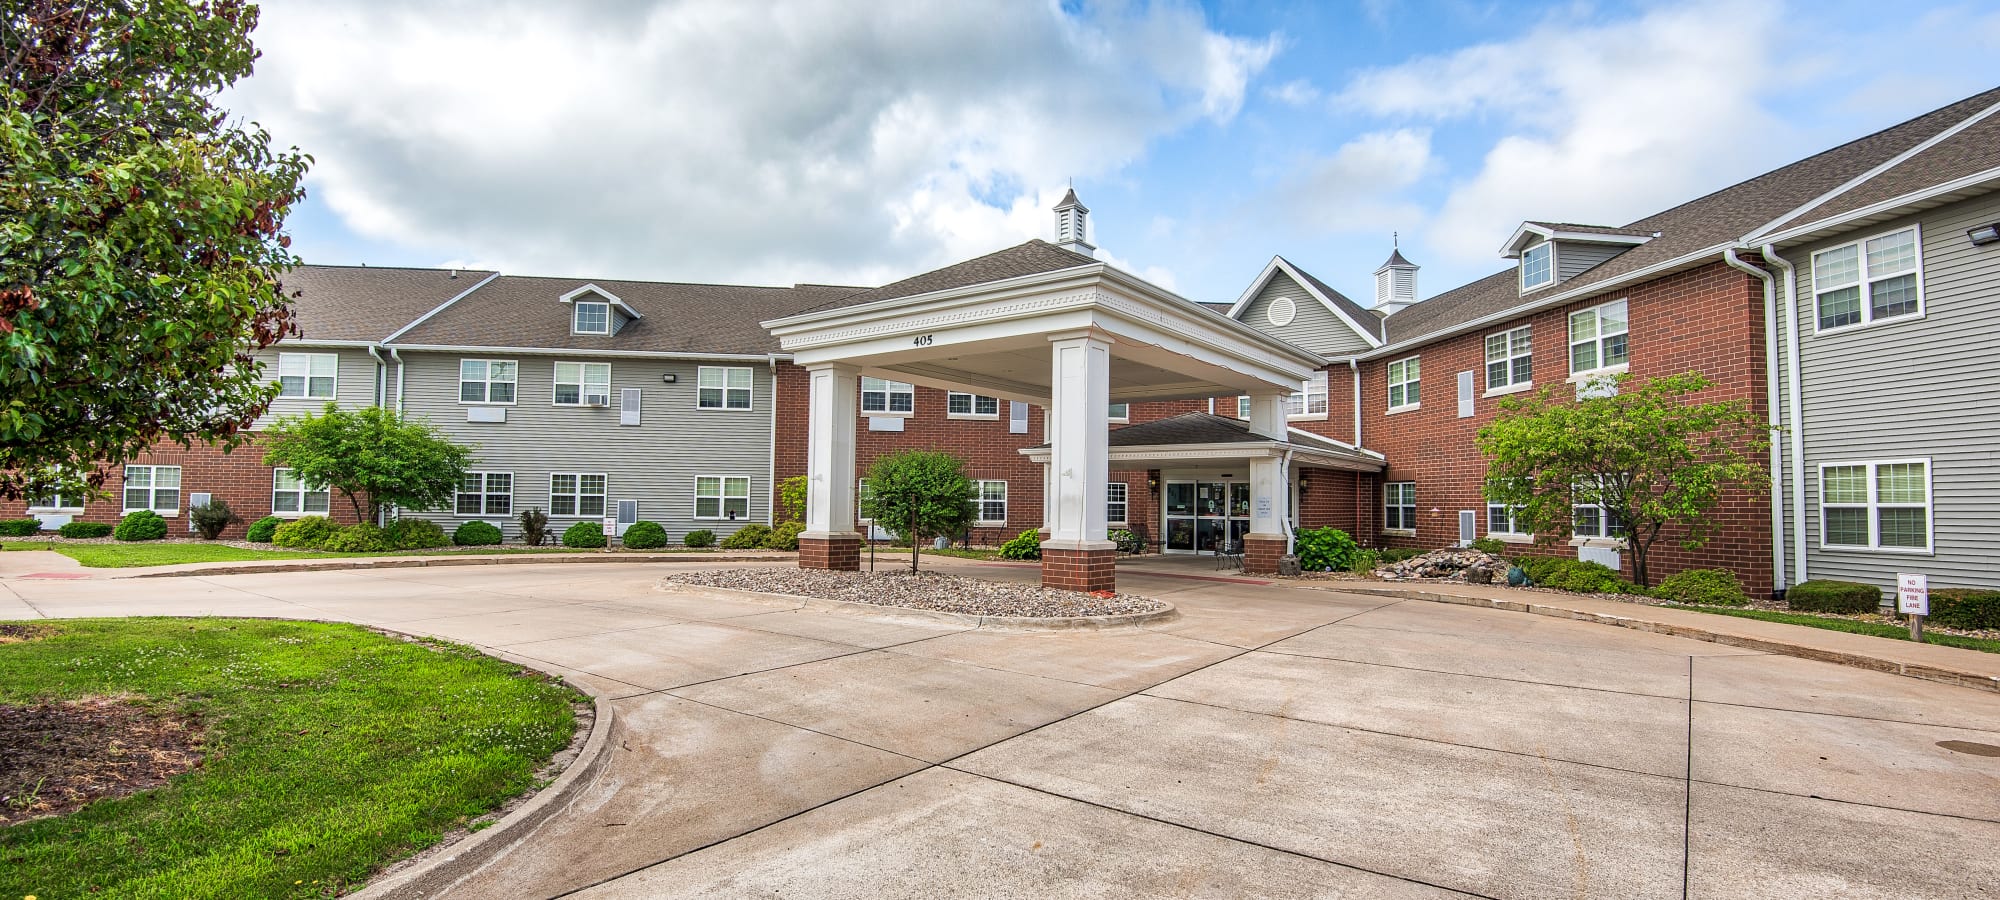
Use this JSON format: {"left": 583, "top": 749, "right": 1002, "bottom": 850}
{"left": 1235, "top": 396, "right": 1251, "bottom": 419}
{"left": 861, "top": 377, "right": 914, "bottom": 414}
{"left": 1108, "top": 402, "right": 1130, "bottom": 422}
{"left": 459, "top": 360, "right": 517, "bottom": 404}
{"left": 271, "top": 469, "right": 330, "bottom": 516}
{"left": 1384, "top": 482, "right": 1416, "bottom": 531}
{"left": 553, "top": 362, "right": 612, "bottom": 406}
{"left": 698, "top": 366, "right": 753, "bottom": 410}
{"left": 1287, "top": 371, "right": 1329, "bottom": 417}
{"left": 1485, "top": 326, "right": 1533, "bottom": 391}
{"left": 1821, "top": 460, "right": 1931, "bottom": 551}
{"left": 457, "top": 472, "right": 512, "bottom": 516}
{"left": 550, "top": 473, "right": 607, "bottom": 517}
{"left": 946, "top": 392, "right": 999, "bottom": 418}
{"left": 1487, "top": 504, "right": 1523, "bottom": 537}
{"left": 1571, "top": 477, "right": 1625, "bottom": 539}
{"left": 123, "top": 465, "right": 181, "bottom": 513}
{"left": 1568, "top": 299, "right": 1629, "bottom": 375}
{"left": 1387, "top": 357, "right": 1420, "bottom": 411}
{"left": 27, "top": 480, "right": 82, "bottom": 511}
{"left": 1813, "top": 227, "right": 1921, "bottom": 332}
{"left": 1106, "top": 482, "right": 1128, "bottom": 524}
{"left": 974, "top": 480, "right": 1008, "bottom": 525}
{"left": 573, "top": 301, "right": 610, "bottom": 335}
{"left": 1520, "top": 243, "right": 1554, "bottom": 291}
{"left": 277, "top": 352, "right": 338, "bottom": 399}
{"left": 695, "top": 475, "right": 751, "bottom": 520}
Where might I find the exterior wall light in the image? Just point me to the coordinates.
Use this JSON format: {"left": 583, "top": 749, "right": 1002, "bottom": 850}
{"left": 661, "top": 373, "right": 678, "bottom": 383}
{"left": 1969, "top": 223, "right": 2000, "bottom": 246}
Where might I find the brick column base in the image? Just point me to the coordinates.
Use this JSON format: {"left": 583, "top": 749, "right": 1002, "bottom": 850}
{"left": 798, "top": 534, "right": 861, "bottom": 572}
{"left": 1042, "top": 547, "right": 1117, "bottom": 593}
{"left": 1242, "top": 535, "right": 1288, "bottom": 576}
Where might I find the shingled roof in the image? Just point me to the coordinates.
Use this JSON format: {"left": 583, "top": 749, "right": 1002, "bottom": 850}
{"left": 1769, "top": 102, "right": 2000, "bottom": 233}
{"left": 283, "top": 265, "right": 497, "bottom": 343}
{"left": 1286, "top": 260, "right": 1384, "bottom": 341}
{"left": 793, "top": 239, "right": 1099, "bottom": 315}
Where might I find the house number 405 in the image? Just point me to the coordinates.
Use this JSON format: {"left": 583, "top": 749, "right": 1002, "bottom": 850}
{"left": 912, "top": 334, "right": 935, "bottom": 346}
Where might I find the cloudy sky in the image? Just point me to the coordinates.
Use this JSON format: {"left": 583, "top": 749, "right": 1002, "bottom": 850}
{"left": 225, "top": 0, "right": 2000, "bottom": 306}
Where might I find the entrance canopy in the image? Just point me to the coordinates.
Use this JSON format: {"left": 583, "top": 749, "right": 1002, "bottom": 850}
{"left": 1020, "top": 412, "right": 1384, "bottom": 472}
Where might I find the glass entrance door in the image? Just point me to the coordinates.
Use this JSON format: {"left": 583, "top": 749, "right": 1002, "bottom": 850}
{"left": 1163, "top": 480, "right": 1250, "bottom": 553}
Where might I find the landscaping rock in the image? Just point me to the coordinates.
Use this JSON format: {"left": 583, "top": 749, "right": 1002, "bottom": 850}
{"left": 663, "top": 568, "right": 1165, "bottom": 618}
{"left": 1277, "top": 555, "right": 1302, "bottom": 577}
{"left": 1374, "top": 548, "right": 1509, "bottom": 583}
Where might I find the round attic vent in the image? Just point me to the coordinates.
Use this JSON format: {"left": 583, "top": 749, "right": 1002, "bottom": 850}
{"left": 1267, "top": 297, "right": 1297, "bottom": 327}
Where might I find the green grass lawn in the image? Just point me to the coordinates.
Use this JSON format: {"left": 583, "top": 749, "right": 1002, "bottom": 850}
{"left": 0, "top": 542, "right": 701, "bottom": 568}
{"left": 0, "top": 618, "right": 582, "bottom": 897}
{"left": 1678, "top": 604, "right": 2000, "bottom": 654}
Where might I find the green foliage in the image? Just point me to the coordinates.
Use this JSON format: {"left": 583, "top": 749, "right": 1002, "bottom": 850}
{"left": 322, "top": 523, "right": 391, "bottom": 553}
{"left": 517, "top": 508, "right": 549, "bottom": 547}
{"left": 561, "top": 521, "right": 606, "bottom": 549}
{"left": 0, "top": 517, "right": 40, "bottom": 536}
{"left": 57, "top": 521, "right": 112, "bottom": 539}
{"left": 1380, "top": 547, "right": 1424, "bottom": 563}
{"left": 622, "top": 521, "right": 669, "bottom": 550}
{"left": 453, "top": 520, "right": 503, "bottom": 547}
{"left": 383, "top": 518, "right": 449, "bottom": 550}
{"left": 719, "top": 522, "right": 772, "bottom": 549}
{"left": 998, "top": 529, "right": 1043, "bottom": 560}
{"left": 1518, "top": 556, "right": 1640, "bottom": 595}
{"left": 1348, "top": 548, "right": 1381, "bottom": 574}
{"left": 244, "top": 515, "right": 283, "bottom": 543}
{"left": 682, "top": 528, "right": 717, "bottom": 549}
{"left": 1786, "top": 580, "right": 1883, "bottom": 614}
{"left": 272, "top": 515, "right": 339, "bottom": 549}
{"left": 263, "top": 404, "right": 475, "bottom": 523}
{"left": 763, "top": 520, "right": 805, "bottom": 551}
{"left": 1652, "top": 568, "right": 1749, "bottom": 606}
{"left": 863, "top": 450, "right": 978, "bottom": 572}
{"left": 0, "top": 2, "right": 311, "bottom": 500}
{"left": 1478, "top": 371, "right": 1769, "bottom": 586}
{"left": 189, "top": 497, "right": 236, "bottom": 540}
{"left": 1468, "top": 536, "right": 1508, "bottom": 557}
{"left": 1926, "top": 589, "right": 2000, "bottom": 630}
{"left": 1295, "top": 526, "right": 1359, "bottom": 572}
{"left": 112, "top": 510, "right": 168, "bottom": 542}
{"left": 778, "top": 474, "right": 808, "bottom": 523}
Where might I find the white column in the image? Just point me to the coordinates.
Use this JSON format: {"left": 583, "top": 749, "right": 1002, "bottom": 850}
{"left": 803, "top": 362, "right": 859, "bottom": 538}
{"left": 1246, "top": 391, "right": 1288, "bottom": 541}
{"left": 1043, "top": 332, "right": 1115, "bottom": 550}
{"left": 1039, "top": 457, "right": 1054, "bottom": 536}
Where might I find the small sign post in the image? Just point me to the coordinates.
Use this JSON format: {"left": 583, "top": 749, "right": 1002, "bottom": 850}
{"left": 1898, "top": 573, "right": 1929, "bottom": 642}
{"left": 602, "top": 514, "right": 618, "bottom": 553}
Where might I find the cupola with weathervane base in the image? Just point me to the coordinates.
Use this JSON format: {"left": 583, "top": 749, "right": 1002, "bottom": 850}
{"left": 1373, "top": 234, "right": 1419, "bottom": 315}
{"left": 1054, "top": 186, "right": 1095, "bottom": 256}
{"left": 1500, "top": 222, "right": 1657, "bottom": 295}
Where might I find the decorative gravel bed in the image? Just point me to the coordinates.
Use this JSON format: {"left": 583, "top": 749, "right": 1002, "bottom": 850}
{"left": 665, "top": 568, "right": 1166, "bottom": 618}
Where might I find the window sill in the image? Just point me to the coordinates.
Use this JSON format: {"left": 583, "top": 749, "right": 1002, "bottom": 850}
{"left": 975, "top": 521, "right": 1007, "bottom": 528}
{"left": 1820, "top": 543, "right": 1935, "bottom": 555}
{"left": 1566, "top": 364, "right": 1628, "bottom": 385}
{"left": 860, "top": 411, "right": 914, "bottom": 419}
{"left": 271, "top": 511, "right": 333, "bottom": 519}
{"left": 946, "top": 413, "right": 1001, "bottom": 421}
{"left": 1813, "top": 311, "right": 1924, "bottom": 338}
{"left": 1567, "top": 536, "right": 1626, "bottom": 549}
{"left": 458, "top": 401, "right": 517, "bottom": 407}
{"left": 127, "top": 509, "right": 179, "bottom": 518}
{"left": 1385, "top": 404, "right": 1420, "bottom": 416}
{"left": 1381, "top": 528, "right": 1416, "bottom": 536}
{"left": 697, "top": 406, "right": 756, "bottom": 412}
{"left": 1287, "top": 413, "right": 1329, "bottom": 422}
{"left": 549, "top": 514, "right": 610, "bottom": 520}
{"left": 1486, "top": 532, "right": 1535, "bottom": 543}
{"left": 26, "top": 508, "right": 84, "bottom": 514}
{"left": 1482, "top": 382, "right": 1534, "bottom": 399}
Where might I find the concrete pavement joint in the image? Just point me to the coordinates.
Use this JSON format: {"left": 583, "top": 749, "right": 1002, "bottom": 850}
{"left": 1681, "top": 656, "right": 1693, "bottom": 900}
{"left": 1250, "top": 644, "right": 1694, "bottom": 701}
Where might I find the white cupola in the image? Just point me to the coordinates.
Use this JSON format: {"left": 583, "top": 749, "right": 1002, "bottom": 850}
{"left": 1373, "top": 234, "right": 1418, "bottom": 315}
{"left": 1053, "top": 187, "right": 1095, "bottom": 256}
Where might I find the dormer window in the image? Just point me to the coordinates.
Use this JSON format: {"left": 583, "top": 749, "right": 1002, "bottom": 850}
{"left": 1519, "top": 243, "right": 1554, "bottom": 291}
{"left": 560, "top": 283, "right": 639, "bottom": 336}
{"left": 573, "top": 301, "right": 610, "bottom": 335}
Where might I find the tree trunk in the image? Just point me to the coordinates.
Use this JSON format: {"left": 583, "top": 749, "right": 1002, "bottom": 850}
{"left": 346, "top": 490, "right": 369, "bottom": 525}
{"left": 910, "top": 507, "right": 920, "bottom": 573}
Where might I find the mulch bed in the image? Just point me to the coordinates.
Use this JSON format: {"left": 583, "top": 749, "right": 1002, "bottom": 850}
{"left": 1, "top": 696, "right": 204, "bottom": 826}
{"left": 666, "top": 568, "right": 1166, "bottom": 618}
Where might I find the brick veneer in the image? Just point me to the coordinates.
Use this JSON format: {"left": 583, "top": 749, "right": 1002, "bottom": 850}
{"left": 1242, "top": 535, "right": 1288, "bottom": 575}
{"left": 1042, "top": 546, "right": 1116, "bottom": 592}
{"left": 798, "top": 533, "right": 862, "bottom": 571}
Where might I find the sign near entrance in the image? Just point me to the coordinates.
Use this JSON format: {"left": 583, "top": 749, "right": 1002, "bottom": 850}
{"left": 1254, "top": 497, "right": 1272, "bottom": 519}
{"left": 1897, "top": 573, "right": 1929, "bottom": 616}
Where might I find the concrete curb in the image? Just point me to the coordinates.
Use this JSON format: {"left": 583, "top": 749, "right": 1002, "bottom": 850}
{"left": 655, "top": 581, "right": 1180, "bottom": 632}
{"left": 1337, "top": 585, "right": 2000, "bottom": 695}
{"left": 122, "top": 552, "right": 792, "bottom": 579}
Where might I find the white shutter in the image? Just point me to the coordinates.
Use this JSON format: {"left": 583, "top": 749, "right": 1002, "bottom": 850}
{"left": 616, "top": 499, "right": 638, "bottom": 535}
{"left": 1457, "top": 371, "right": 1474, "bottom": 418}
{"left": 1009, "top": 401, "right": 1029, "bottom": 434}
{"left": 620, "top": 388, "right": 641, "bottom": 426}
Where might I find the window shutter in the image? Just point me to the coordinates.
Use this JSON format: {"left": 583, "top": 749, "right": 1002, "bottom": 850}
{"left": 1009, "top": 401, "right": 1029, "bottom": 434}
{"left": 620, "top": 388, "right": 641, "bottom": 425}
{"left": 1456, "top": 371, "right": 1474, "bottom": 418}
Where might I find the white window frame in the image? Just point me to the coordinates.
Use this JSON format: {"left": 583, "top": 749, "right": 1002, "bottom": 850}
{"left": 1235, "top": 395, "right": 1251, "bottom": 419}
{"left": 277, "top": 352, "right": 338, "bottom": 400}
{"left": 697, "top": 366, "right": 754, "bottom": 411}
{"left": 456, "top": 471, "right": 513, "bottom": 517}
{"left": 1519, "top": 242, "right": 1555, "bottom": 291}
{"left": 1387, "top": 356, "right": 1420, "bottom": 412}
{"left": 549, "top": 472, "right": 608, "bottom": 518}
{"left": 1384, "top": 482, "right": 1416, "bottom": 532}
{"left": 1570, "top": 477, "right": 1626, "bottom": 542}
{"left": 1818, "top": 458, "right": 1933, "bottom": 553}
{"left": 1486, "top": 503, "right": 1528, "bottom": 539}
{"left": 1287, "top": 370, "right": 1329, "bottom": 419}
{"left": 857, "top": 478, "right": 874, "bottom": 525}
{"left": 946, "top": 392, "right": 1000, "bottom": 419}
{"left": 1107, "top": 402, "right": 1130, "bottom": 423}
{"left": 861, "top": 377, "right": 914, "bottom": 415}
{"left": 271, "top": 468, "right": 331, "bottom": 518}
{"left": 974, "top": 480, "right": 1008, "bottom": 525}
{"left": 458, "top": 359, "right": 518, "bottom": 405}
{"left": 1811, "top": 225, "right": 1924, "bottom": 335}
{"left": 1106, "top": 482, "right": 1128, "bottom": 525}
{"left": 1567, "top": 299, "right": 1629, "bottom": 379}
{"left": 572, "top": 300, "right": 611, "bottom": 335}
{"left": 122, "top": 465, "right": 182, "bottom": 515}
{"left": 694, "top": 475, "right": 752, "bottom": 520}
{"left": 26, "top": 475, "right": 84, "bottom": 512}
{"left": 553, "top": 361, "right": 612, "bottom": 407}
{"left": 1484, "top": 325, "right": 1534, "bottom": 395}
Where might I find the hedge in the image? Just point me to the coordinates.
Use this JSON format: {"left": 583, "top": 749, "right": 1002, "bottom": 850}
{"left": 561, "top": 521, "right": 606, "bottom": 549}
{"left": 0, "top": 518, "right": 42, "bottom": 537}
{"left": 272, "top": 516, "right": 340, "bottom": 549}
{"left": 1652, "top": 569, "right": 1749, "bottom": 606}
{"left": 113, "top": 510, "right": 169, "bottom": 542}
{"left": 1786, "top": 579, "right": 1881, "bottom": 614}
{"left": 1928, "top": 588, "right": 2000, "bottom": 630}
{"left": 453, "top": 520, "right": 503, "bottom": 547}
{"left": 622, "top": 521, "right": 669, "bottom": 550}
{"left": 1518, "top": 556, "right": 1639, "bottom": 595}
{"left": 323, "top": 524, "right": 391, "bottom": 553}
{"left": 718, "top": 523, "right": 770, "bottom": 550}
{"left": 682, "top": 529, "right": 716, "bottom": 549}
{"left": 245, "top": 516, "right": 284, "bottom": 543}
{"left": 384, "top": 518, "right": 450, "bottom": 550}
{"left": 57, "top": 522, "right": 114, "bottom": 539}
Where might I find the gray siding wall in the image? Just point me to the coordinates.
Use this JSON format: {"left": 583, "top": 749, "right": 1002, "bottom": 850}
{"left": 1788, "top": 191, "right": 2000, "bottom": 592}
{"left": 392, "top": 350, "right": 776, "bottom": 542}
{"left": 1555, "top": 242, "right": 1626, "bottom": 282}
{"left": 1241, "top": 271, "right": 1373, "bottom": 355}
{"left": 251, "top": 345, "right": 383, "bottom": 429}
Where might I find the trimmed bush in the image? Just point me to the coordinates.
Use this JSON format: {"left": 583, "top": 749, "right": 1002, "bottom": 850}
{"left": 561, "top": 521, "right": 606, "bottom": 549}
{"left": 113, "top": 510, "right": 169, "bottom": 542}
{"left": 682, "top": 528, "right": 717, "bottom": 549}
{"left": 0, "top": 518, "right": 42, "bottom": 536}
{"left": 1653, "top": 568, "right": 1749, "bottom": 606}
{"left": 1926, "top": 588, "right": 2000, "bottom": 630}
{"left": 1468, "top": 536, "right": 1508, "bottom": 557}
{"left": 998, "top": 529, "right": 1042, "bottom": 561}
{"left": 189, "top": 498, "right": 237, "bottom": 540}
{"left": 57, "top": 521, "right": 114, "bottom": 539}
{"left": 272, "top": 515, "right": 340, "bottom": 549}
{"left": 1518, "top": 557, "right": 1638, "bottom": 595}
{"left": 518, "top": 508, "right": 549, "bottom": 547}
{"left": 762, "top": 520, "right": 805, "bottom": 551}
{"left": 453, "top": 520, "right": 504, "bottom": 547}
{"left": 244, "top": 515, "right": 283, "bottom": 543}
{"left": 1786, "top": 579, "right": 1882, "bottom": 614}
{"left": 323, "top": 523, "right": 392, "bottom": 553}
{"left": 1295, "top": 526, "right": 1359, "bottom": 572}
{"left": 384, "top": 518, "right": 450, "bottom": 550}
{"left": 718, "top": 523, "right": 771, "bottom": 550}
{"left": 623, "top": 521, "right": 669, "bottom": 550}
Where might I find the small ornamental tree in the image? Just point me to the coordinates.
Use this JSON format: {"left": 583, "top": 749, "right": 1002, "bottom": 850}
{"left": 1477, "top": 372, "right": 1768, "bottom": 587}
{"left": 861, "top": 450, "right": 976, "bottom": 573}
{"left": 777, "top": 475, "right": 808, "bottom": 523}
{"left": 263, "top": 404, "right": 474, "bottom": 524}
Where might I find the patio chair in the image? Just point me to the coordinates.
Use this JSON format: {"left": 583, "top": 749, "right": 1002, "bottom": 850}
{"left": 1216, "top": 538, "right": 1244, "bottom": 572}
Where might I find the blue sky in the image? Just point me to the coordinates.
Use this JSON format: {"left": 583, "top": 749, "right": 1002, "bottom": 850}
{"left": 229, "top": 0, "right": 2000, "bottom": 307}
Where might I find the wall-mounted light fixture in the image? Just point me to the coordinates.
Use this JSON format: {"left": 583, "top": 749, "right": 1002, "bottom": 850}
{"left": 1298, "top": 474, "right": 1311, "bottom": 491}
{"left": 661, "top": 373, "right": 678, "bottom": 383}
{"left": 1147, "top": 474, "right": 1160, "bottom": 494}
{"left": 1969, "top": 223, "right": 2000, "bottom": 246}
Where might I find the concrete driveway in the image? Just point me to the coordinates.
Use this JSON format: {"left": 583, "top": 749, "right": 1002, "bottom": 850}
{"left": 4, "top": 560, "right": 1998, "bottom": 898}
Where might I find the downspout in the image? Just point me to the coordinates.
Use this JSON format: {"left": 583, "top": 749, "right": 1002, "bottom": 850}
{"left": 1348, "top": 359, "right": 1362, "bottom": 447}
{"left": 1723, "top": 249, "right": 1787, "bottom": 593}
{"left": 767, "top": 354, "right": 780, "bottom": 527}
{"left": 1280, "top": 447, "right": 1296, "bottom": 555}
{"left": 387, "top": 347, "right": 406, "bottom": 414}
{"left": 1762, "top": 244, "right": 1808, "bottom": 588}
{"left": 366, "top": 345, "right": 386, "bottom": 408}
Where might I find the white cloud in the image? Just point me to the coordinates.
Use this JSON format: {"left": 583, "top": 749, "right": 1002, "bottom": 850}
{"left": 1265, "top": 78, "right": 1321, "bottom": 107}
{"left": 1271, "top": 128, "right": 1433, "bottom": 234}
{"left": 225, "top": 0, "right": 1276, "bottom": 286}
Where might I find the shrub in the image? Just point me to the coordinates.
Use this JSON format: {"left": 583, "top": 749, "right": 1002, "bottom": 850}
{"left": 272, "top": 515, "right": 340, "bottom": 549}
{"left": 1786, "top": 579, "right": 1882, "bottom": 614}
{"left": 1295, "top": 527, "right": 1359, "bottom": 572}
{"left": 1929, "top": 588, "right": 2000, "bottom": 630}
{"left": 1518, "top": 557, "right": 1639, "bottom": 595}
{"left": 0, "top": 518, "right": 42, "bottom": 536}
{"left": 1380, "top": 547, "right": 1424, "bottom": 563}
{"left": 998, "top": 529, "right": 1042, "bottom": 561}
{"left": 623, "top": 521, "right": 669, "bottom": 550}
{"left": 1348, "top": 548, "right": 1381, "bottom": 574}
{"left": 562, "top": 521, "right": 606, "bottom": 549}
{"left": 682, "top": 528, "right": 717, "bottom": 549}
{"left": 761, "top": 520, "right": 805, "bottom": 551}
{"left": 245, "top": 515, "right": 283, "bottom": 543}
{"left": 384, "top": 518, "right": 450, "bottom": 550}
{"left": 189, "top": 498, "right": 236, "bottom": 540}
{"left": 113, "top": 510, "right": 169, "bottom": 542}
{"left": 453, "top": 520, "right": 504, "bottom": 547}
{"left": 718, "top": 523, "right": 771, "bottom": 550}
{"left": 518, "top": 508, "right": 549, "bottom": 547}
{"left": 323, "top": 523, "right": 392, "bottom": 553}
{"left": 1653, "top": 568, "right": 1749, "bottom": 606}
{"left": 57, "top": 521, "right": 114, "bottom": 539}
{"left": 1468, "top": 536, "right": 1508, "bottom": 557}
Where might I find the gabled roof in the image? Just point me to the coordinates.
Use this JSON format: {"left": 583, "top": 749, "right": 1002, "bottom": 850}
{"left": 282, "top": 265, "right": 498, "bottom": 343}
{"left": 1500, "top": 222, "right": 1654, "bottom": 258}
{"left": 1760, "top": 98, "right": 2000, "bottom": 236}
{"left": 793, "top": 240, "right": 1099, "bottom": 315}
{"left": 1226, "top": 256, "right": 1383, "bottom": 346}
{"left": 558, "top": 283, "right": 642, "bottom": 319}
